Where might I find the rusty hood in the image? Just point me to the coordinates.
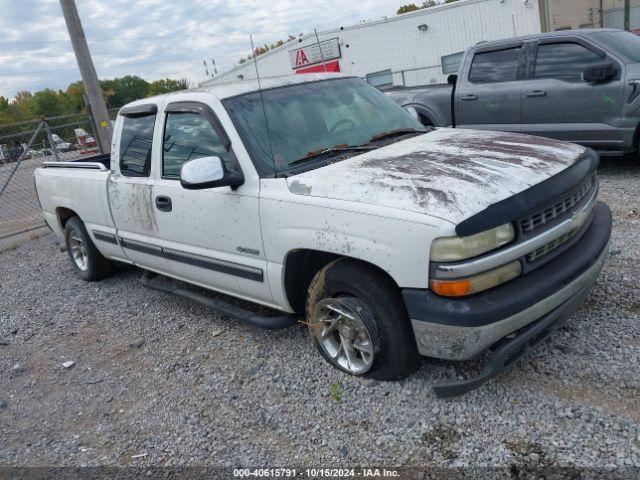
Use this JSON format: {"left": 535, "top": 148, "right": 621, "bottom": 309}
{"left": 286, "top": 128, "right": 587, "bottom": 224}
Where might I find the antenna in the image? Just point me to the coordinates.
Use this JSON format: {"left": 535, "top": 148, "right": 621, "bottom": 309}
{"left": 313, "top": 29, "right": 327, "bottom": 72}
{"left": 250, "top": 34, "right": 278, "bottom": 176}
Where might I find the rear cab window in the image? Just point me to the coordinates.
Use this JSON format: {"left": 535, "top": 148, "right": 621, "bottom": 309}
{"left": 118, "top": 111, "right": 156, "bottom": 177}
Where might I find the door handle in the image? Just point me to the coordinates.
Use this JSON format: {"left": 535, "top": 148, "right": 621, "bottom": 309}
{"left": 155, "top": 195, "right": 172, "bottom": 212}
{"left": 525, "top": 90, "right": 547, "bottom": 97}
{"left": 461, "top": 94, "right": 478, "bottom": 101}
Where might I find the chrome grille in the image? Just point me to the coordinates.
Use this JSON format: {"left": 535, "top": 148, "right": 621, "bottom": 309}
{"left": 520, "top": 175, "right": 596, "bottom": 234}
{"left": 526, "top": 230, "right": 576, "bottom": 262}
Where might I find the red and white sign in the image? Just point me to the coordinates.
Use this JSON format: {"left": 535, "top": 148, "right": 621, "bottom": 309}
{"left": 289, "top": 38, "right": 341, "bottom": 70}
{"left": 295, "top": 60, "right": 341, "bottom": 74}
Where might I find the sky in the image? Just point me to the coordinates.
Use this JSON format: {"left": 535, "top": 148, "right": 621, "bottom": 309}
{"left": 0, "top": 0, "right": 406, "bottom": 100}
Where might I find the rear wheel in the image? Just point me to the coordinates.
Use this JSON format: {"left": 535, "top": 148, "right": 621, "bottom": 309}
{"left": 64, "top": 216, "right": 114, "bottom": 281}
{"left": 306, "top": 259, "right": 420, "bottom": 380}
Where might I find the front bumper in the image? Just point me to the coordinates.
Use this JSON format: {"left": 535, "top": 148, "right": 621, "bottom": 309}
{"left": 403, "top": 201, "right": 612, "bottom": 362}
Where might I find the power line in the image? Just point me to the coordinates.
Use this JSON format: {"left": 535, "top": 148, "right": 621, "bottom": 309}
{"left": 0, "top": 55, "right": 237, "bottom": 78}
{"left": 0, "top": 30, "right": 300, "bottom": 46}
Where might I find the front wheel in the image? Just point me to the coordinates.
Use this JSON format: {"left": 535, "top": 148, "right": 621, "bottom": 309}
{"left": 306, "top": 259, "right": 420, "bottom": 380}
{"left": 64, "top": 216, "right": 114, "bottom": 281}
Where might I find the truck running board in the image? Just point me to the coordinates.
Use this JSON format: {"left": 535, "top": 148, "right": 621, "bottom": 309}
{"left": 141, "top": 272, "right": 297, "bottom": 330}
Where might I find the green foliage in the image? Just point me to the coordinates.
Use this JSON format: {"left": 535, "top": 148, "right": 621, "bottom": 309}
{"left": 397, "top": 0, "right": 437, "bottom": 14}
{"left": 237, "top": 35, "right": 297, "bottom": 65}
{"left": 32, "top": 89, "right": 65, "bottom": 117}
{"left": 329, "top": 382, "right": 343, "bottom": 402}
{"left": 397, "top": 3, "right": 420, "bottom": 14}
{"left": 0, "top": 75, "right": 188, "bottom": 126}
{"left": 100, "top": 75, "right": 150, "bottom": 108}
{"left": 148, "top": 78, "right": 190, "bottom": 96}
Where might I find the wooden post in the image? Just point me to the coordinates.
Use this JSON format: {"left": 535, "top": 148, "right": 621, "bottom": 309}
{"left": 59, "top": 0, "right": 112, "bottom": 154}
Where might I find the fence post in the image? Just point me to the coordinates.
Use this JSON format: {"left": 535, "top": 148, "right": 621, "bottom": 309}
{"left": 43, "top": 120, "right": 61, "bottom": 162}
{"left": 0, "top": 121, "right": 45, "bottom": 199}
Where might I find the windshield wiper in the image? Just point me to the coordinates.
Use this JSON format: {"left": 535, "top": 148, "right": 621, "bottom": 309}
{"left": 288, "top": 144, "right": 376, "bottom": 168}
{"left": 369, "top": 128, "right": 426, "bottom": 142}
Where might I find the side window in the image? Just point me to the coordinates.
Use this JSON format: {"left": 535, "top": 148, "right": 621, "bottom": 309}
{"left": 468, "top": 47, "right": 521, "bottom": 83}
{"left": 534, "top": 43, "right": 604, "bottom": 82}
{"left": 162, "top": 112, "right": 231, "bottom": 178}
{"left": 119, "top": 114, "right": 156, "bottom": 177}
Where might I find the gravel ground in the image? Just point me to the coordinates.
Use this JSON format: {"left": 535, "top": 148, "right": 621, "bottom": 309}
{"left": 0, "top": 157, "right": 639, "bottom": 472}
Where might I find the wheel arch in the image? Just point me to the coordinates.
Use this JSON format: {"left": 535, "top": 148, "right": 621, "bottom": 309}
{"left": 403, "top": 103, "right": 437, "bottom": 126}
{"left": 56, "top": 206, "right": 80, "bottom": 231}
{"left": 282, "top": 248, "right": 403, "bottom": 314}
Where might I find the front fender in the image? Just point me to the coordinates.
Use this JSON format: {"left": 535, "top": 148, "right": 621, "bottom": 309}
{"left": 260, "top": 195, "right": 448, "bottom": 290}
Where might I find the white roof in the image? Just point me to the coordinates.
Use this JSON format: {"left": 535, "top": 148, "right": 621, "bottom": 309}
{"left": 194, "top": 72, "right": 353, "bottom": 99}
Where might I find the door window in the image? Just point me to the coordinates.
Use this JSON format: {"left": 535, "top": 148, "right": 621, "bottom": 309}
{"left": 468, "top": 47, "right": 521, "bottom": 83}
{"left": 119, "top": 114, "right": 156, "bottom": 177}
{"left": 534, "top": 43, "right": 604, "bottom": 82}
{"left": 162, "top": 112, "right": 230, "bottom": 177}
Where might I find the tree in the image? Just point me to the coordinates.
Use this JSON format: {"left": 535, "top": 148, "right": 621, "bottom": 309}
{"left": 100, "top": 75, "right": 150, "bottom": 108}
{"left": 11, "top": 91, "right": 34, "bottom": 120}
{"left": 397, "top": 1, "right": 436, "bottom": 14}
{"left": 148, "top": 78, "right": 189, "bottom": 96}
{"left": 237, "top": 35, "right": 297, "bottom": 64}
{"left": 64, "top": 81, "right": 87, "bottom": 113}
{"left": 32, "top": 89, "right": 65, "bottom": 117}
{"left": 397, "top": 3, "right": 420, "bottom": 14}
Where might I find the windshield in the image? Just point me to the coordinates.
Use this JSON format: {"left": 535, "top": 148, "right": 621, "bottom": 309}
{"left": 592, "top": 31, "right": 640, "bottom": 63}
{"left": 223, "top": 77, "right": 426, "bottom": 176}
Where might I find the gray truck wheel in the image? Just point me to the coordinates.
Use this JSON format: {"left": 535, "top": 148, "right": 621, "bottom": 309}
{"left": 306, "top": 259, "right": 420, "bottom": 380}
{"left": 64, "top": 217, "right": 114, "bottom": 281}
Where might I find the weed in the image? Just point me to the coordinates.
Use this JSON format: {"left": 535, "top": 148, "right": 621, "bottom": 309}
{"left": 329, "top": 381, "right": 343, "bottom": 402}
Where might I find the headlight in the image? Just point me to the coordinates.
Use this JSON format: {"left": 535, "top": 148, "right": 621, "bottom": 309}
{"left": 430, "top": 223, "right": 515, "bottom": 262}
{"left": 430, "top": 260, "right": 522, "bottom": 297}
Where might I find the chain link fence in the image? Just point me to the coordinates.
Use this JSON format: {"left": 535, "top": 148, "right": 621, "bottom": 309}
{"left": 0, "top": 110, "right": 116, "bottom": 251}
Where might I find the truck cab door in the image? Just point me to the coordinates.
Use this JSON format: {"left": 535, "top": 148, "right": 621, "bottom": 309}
{"left": 107, "top": 104, "right": 168, "bottom": 272}
{"left": 455, "top": 44, "right": 524, "bottom": 132}
{"left": 521, "top": 39, "right": 624, "bottom": 148}
{"left": 152, "top": 100, "right": 272, "bottom": 305}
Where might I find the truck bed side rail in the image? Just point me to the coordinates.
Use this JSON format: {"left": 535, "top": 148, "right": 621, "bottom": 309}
{"left": 42, "top": 161, "right": 108, "bottom": 171}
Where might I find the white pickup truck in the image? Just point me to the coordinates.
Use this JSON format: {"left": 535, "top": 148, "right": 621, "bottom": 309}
{"left": 34, "top": 74, "right": 612, "bottom": 396}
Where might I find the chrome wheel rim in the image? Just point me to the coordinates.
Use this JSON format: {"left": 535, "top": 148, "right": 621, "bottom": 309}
{"left": 312, "top": 298, "right": 375, "bottom": 375}
{"left": 69, "top": 231, "right": 89, "bottom": 271}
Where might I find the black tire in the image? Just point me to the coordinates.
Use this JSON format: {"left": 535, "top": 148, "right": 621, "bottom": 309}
{"left": 64, "top": 216, "right": 114, "bottom": 281}
{"left": 306, "top": 258, "right": 420, "bottom": 380}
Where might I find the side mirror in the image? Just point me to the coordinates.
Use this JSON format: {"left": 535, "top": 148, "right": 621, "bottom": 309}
{"left": 583, "top": 62, "right": 618, "bottom": 83}
{"left": 180, "top": 156, "right": 244, "bottom": 190}
{"left": 447, "top": 74, "right": 458, "bottom": 85}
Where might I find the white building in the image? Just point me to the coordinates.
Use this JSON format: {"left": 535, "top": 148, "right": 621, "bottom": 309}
{"left": 203, "top": 0, "right": 545, "bottom": 88}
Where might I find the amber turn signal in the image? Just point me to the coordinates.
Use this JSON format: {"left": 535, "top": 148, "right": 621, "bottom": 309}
{"left": 430, "top": 261, "right": 522, "bottom": 297}
{"left": 430, "top": 279, "right": 472, "bottom": 297}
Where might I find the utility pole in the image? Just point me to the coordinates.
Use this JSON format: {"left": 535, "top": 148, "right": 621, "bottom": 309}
{"left": 59, "top": 0, "right": 112, "bottom": 153}
{"left": 624, "top": 0, "right": 631, "bottom": 30}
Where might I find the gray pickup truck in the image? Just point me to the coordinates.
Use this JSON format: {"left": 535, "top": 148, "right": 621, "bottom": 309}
{"left": 387, "top": 28, "right": 640, "bottom": 157}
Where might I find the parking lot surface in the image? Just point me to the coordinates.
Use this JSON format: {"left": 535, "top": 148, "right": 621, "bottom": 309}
{"left": 0, "top": 157, "right": 639, "bottom": 469}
